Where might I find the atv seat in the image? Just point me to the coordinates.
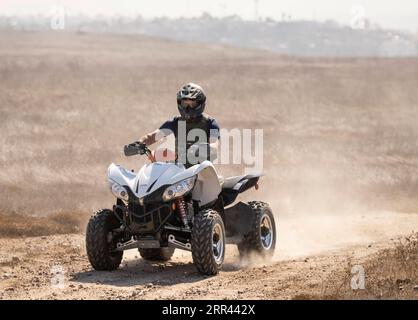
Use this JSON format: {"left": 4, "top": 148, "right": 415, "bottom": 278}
{"left": 221, "top": 175, "right": 252, "bottom": 190}
{"left": 220, "top": 174, "right": 261, "bottom": 206}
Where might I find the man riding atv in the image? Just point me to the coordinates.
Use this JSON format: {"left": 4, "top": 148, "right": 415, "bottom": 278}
{"left": 85, "top": 82, "right": 276, "bottom": 275}
{"left": 132, "top": 83, "right": 220, "bottom": 168}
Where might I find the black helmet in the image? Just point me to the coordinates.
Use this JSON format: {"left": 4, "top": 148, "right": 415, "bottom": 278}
{"left": 177, "top": 83, "right": 206, "bottom": 120}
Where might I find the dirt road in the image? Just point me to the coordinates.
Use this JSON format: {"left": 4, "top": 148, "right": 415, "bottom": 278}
{"left": 1, "top": 210, "right": 417, "bottom": 300}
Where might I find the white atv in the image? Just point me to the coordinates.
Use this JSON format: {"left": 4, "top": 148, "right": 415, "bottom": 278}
{"left": 86, "top": 142, "right": 276, "bottom": 275}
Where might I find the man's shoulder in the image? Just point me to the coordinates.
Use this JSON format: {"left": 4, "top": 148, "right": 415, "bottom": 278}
{"left": 161, "top": 114, "right": 219, "bottom": 129}
{"left": 169, "top": 115, "right": 182, "bottom": 122}
{"left": 202, "top": 113, "right": 214, "bottom": 121}
{"left": 163, "top": 115, "right": 182, "bottom": 124}
{"left": 159, "top": 116, "right": 181, "bottom": 131}
{"left": 201, "top": 113, "right": 217, "bottom": 123}
{"left": 202, "top": 113, "right": 220, "bottom": 129}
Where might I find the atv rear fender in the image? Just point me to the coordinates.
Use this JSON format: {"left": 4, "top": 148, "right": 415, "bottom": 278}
{"left": 224, "top": 201, "right": 254, "bottom": 243}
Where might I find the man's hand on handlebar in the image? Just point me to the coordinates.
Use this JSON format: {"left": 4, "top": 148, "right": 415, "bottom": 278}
{"left": 124, "top": 141, "right": 147, "bottom": 156}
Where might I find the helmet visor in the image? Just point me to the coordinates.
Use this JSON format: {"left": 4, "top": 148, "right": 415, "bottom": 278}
{"left": 180, "top": 99, "right": 198, "bottom": 109}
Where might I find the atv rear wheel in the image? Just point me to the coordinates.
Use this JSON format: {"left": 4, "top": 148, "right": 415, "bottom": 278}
{"left": 86, "top": 209, "right": 123, "bottom": 271}
{"left": 139, "top": 247, "right": 175, "bottom": 261}
{"left": 191, "top": 209, "right": 225, "bottom": 275}
{"left": 238, "top": 201, "right": 276, "bottom": 259}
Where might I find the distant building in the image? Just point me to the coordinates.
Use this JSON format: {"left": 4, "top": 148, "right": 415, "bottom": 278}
{"left": 380, "top": 34, "right": 417, "bottom": 57}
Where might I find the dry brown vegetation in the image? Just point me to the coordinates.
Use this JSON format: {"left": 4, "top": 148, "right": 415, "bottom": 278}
{"left": 308, "top": 233, "right": 418, "bottom": 299}
{"left": 351, "top": 233, "right": 418, "bottom": 299}
{"left": 0, "top": 30, "right": 418, "bottom": 235}
{"left": 0, "top": 211, "right": 85, "bottom": 238}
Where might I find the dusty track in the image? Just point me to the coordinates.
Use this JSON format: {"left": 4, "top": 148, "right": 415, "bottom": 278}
{"left": 1, "top": 211, "right": 417, "bottom": 300}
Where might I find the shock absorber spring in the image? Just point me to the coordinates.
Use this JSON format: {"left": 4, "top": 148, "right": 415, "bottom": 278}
{"left": 176, "top": 196, "right": 189, "bottom": 228}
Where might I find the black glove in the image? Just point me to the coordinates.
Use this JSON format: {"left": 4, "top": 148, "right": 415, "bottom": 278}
{"left": 124, "top": 141, "right": 147, "bottom": 156}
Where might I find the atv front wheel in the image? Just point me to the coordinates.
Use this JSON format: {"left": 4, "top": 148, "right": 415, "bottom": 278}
{"left": 238, "top": 201, "right": 276, "bottom": 259}
{"left": 191, "top": 209, "right": 225, "bottom": 275}
{"left": 86, "top": 209, "right": 123, "bottom": 271}
{"left": 139, "top": 247, "right": 175, "bottom": 261}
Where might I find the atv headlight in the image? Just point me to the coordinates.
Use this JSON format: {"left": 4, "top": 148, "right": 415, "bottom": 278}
{"left": 162, "top": 176, "right": 197, "bottom": 202}
{"left": 109, "top": 180, "right": 129, "bottom": 201}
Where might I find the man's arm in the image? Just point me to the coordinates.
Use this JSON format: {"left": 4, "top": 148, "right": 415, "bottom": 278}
{"left": 139, "top": 129, "right": 163, "bottom": 146}
{"left": 139, "top": 118, "right": 176, "bottom": 146}
{"left": 140, "top": 117, "right": 177, "bottom": 146}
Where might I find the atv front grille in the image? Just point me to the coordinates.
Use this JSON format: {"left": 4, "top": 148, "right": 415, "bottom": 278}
{"left": 128, "top": 202, "right": 149, "bottom": 224}
{"left": 128, "top": 202, "right": 172, "bottom": 233}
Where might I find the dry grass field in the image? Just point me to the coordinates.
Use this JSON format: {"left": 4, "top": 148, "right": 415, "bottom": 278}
{"left": 0, "top": 30, "right": 417, "bottom": 299}
{"left": 1, "top": 31, "right": 417, "bottom": 223}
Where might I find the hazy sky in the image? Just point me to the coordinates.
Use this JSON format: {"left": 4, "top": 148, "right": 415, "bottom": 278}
{"left": 1, "top": 0, "right": 417, "bottom": 31}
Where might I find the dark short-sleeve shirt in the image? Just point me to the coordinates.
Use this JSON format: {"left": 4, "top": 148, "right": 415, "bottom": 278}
{"left": 159, "top": 115, "right": 220, "bottom": 167}
{"left": 159, "top": 115, "right": 220, "bottom": 140}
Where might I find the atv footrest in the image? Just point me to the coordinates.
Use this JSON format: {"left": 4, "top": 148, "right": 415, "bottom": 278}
{"left": 168, "top": 234, "right": 191, "bottom": 251}
{"left": 137, "top": 240, "right": 160, "bottom": 249}
{"left": 115, "top": 239, "right": 160, "bottom": 251}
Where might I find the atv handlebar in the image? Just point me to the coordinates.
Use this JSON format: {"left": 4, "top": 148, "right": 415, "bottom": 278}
{"left": 124, "top": 142, "right": 155, "bottom": 162}
{"left": 124, "top": 141, "right": 214, "bottom": 164}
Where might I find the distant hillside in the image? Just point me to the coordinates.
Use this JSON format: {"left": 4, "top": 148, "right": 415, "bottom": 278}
{"left": 1, "top": 13, "right": 417, "bottom": 57}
